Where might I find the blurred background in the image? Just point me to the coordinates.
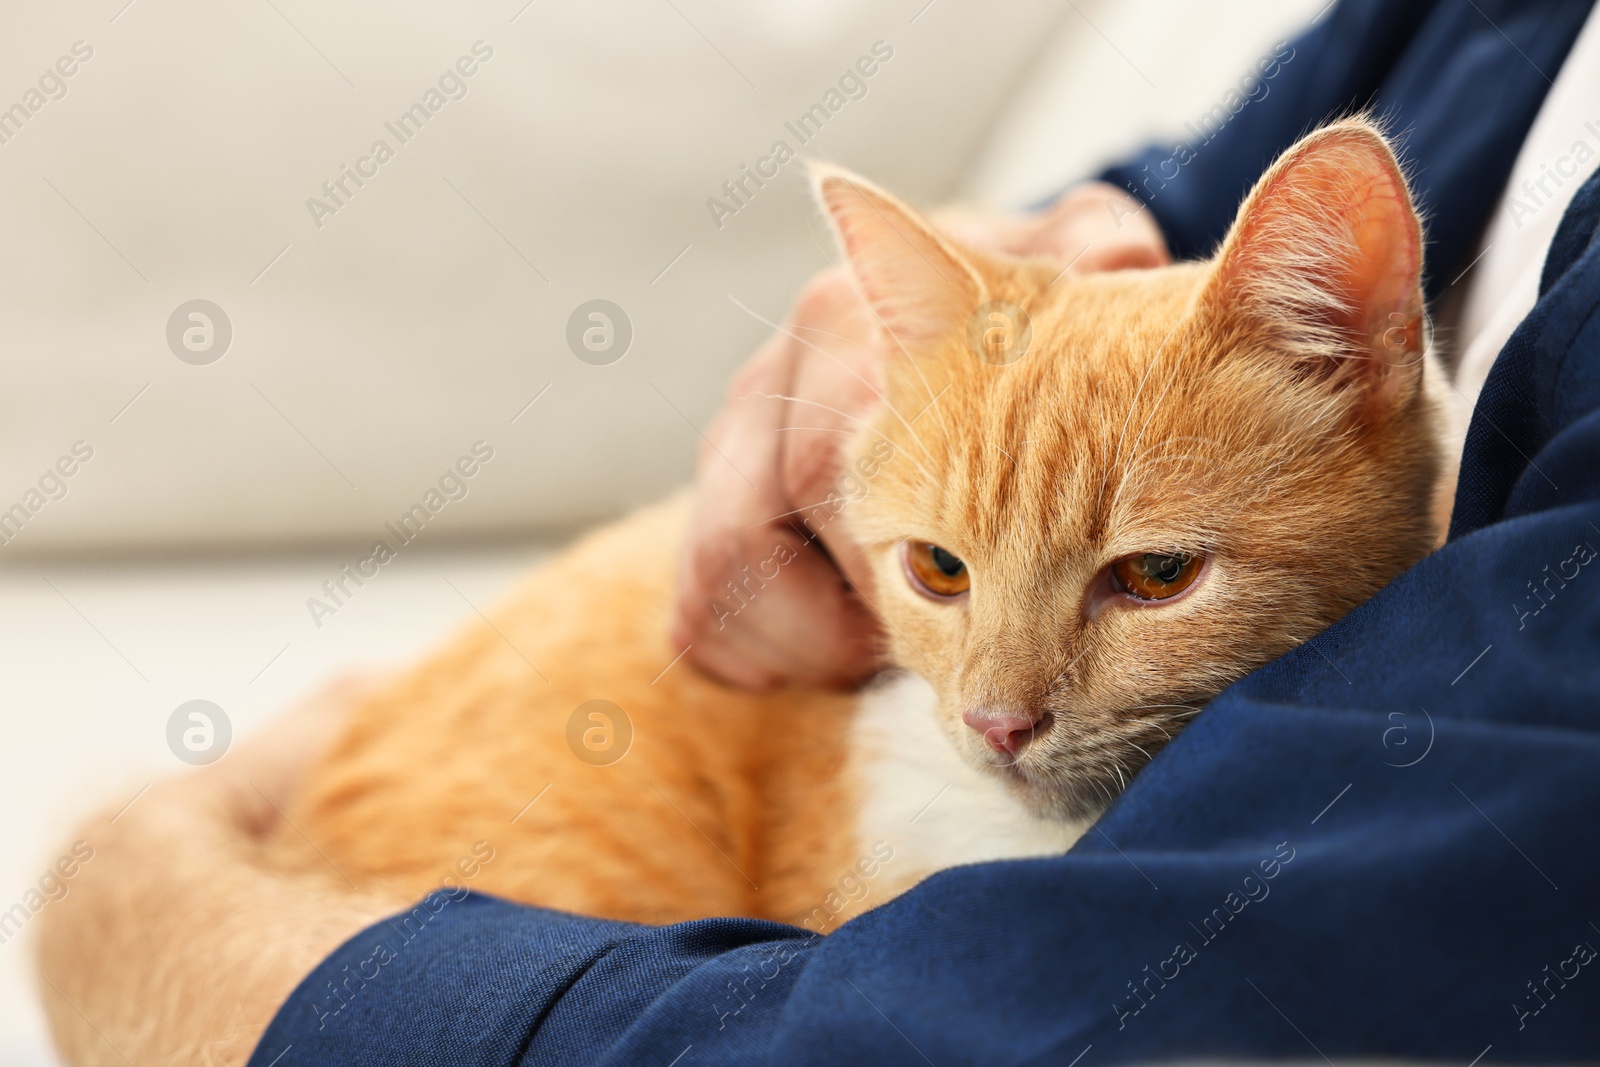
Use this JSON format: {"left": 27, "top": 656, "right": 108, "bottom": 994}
{"left": 0, "top": 0, "right": 1321, "bottom": 1061}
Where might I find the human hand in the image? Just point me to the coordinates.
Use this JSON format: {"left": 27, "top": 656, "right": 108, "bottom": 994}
{"left": 672, "top": 264, "right": 889, "bottom": 690}
{"left": 935, "top": 180, "right": 1170, "bottom": 271}
{"left": 671, "top": 181, "right": 1168, "bottom": 690}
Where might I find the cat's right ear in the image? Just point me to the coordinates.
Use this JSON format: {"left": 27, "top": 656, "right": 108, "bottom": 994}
{"left": 1200, "top": 118, "right": 1426, "bottom": 410}
{"left": 813, "top": 164, "right": 986, "bottom": 350}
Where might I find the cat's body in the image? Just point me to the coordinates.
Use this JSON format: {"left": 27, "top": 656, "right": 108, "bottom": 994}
{"left": 291, "top": 493, "right": 1084, "bottom": 929}
{"left": 286, "top": 120, "right": 1455, "bottom": 928}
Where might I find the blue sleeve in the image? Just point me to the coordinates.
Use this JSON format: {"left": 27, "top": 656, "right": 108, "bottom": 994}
{"left": 248, "top": 898, "right": 821, "bottom": 1065}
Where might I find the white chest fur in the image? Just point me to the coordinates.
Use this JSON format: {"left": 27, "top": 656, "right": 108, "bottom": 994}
{"left": 848, "top": 672, "right": 1090, "bottom": 898}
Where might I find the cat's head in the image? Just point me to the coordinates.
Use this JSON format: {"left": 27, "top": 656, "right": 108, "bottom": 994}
{"left": 820, "top": 118, "right": 1445, "bottom": 820}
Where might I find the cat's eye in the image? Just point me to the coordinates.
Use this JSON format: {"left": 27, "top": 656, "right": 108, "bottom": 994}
{"left": 904, "top": 540, "right": 970, "bottom": 599}
{"left": 1111, "top": 552, "right": 1204, "bottom": 601}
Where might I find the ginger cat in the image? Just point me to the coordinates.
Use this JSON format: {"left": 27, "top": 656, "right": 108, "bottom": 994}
{"left": 285, "top": 119, "right": 1452, "bottom": 933}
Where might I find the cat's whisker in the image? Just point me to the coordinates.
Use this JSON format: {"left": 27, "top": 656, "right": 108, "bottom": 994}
{"left": 1147, "top": 434, "right": 1220, "bottom": 451}
{"left": 845, "top": 284, "right": 954, "bottom": 442}
{"left": 1115, "top": 432, "right": 1310, "bottom": 513}
{"left": 751, "top": 392, "right": 873, "bottom": 427}
{"left": 1098, "top": 337, "right": 1166, "bottom": 521}
{"left": 771, "top": 431, "right": 945, "bottom": 495}
{"left": 727, "top": 293, "right": 941, "bottom": 463}
{"left": 746, "top": 499, "right": 850, "bottom": 528}
{"left": 748, "top": 391, "right": 934, "bottom": 483}
{"left": 745, "top": 492, "right": 923, "bottom": 531}
{"left": 1116, "top": 453, "right": 1209, "bottom": 481}
{"left": 727, "top": 292, "right": 888, "bottom": 403}
{"left": 907, "top": 382, "right": 952, "bottom": 425}
{"left": 1109, "top": 331, "right": 1193, "bottom": 518}
{"left": 788, "top": 321, "right": 863, "bottom": 346}
{"left": 758, "top": 391, "right": 934, "bottom": 467}
{"left": 751, "top": 392, "right": 937, "bottom": 475}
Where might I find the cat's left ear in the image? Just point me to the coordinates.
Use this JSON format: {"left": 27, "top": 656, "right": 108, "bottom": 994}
{"left": 1202, "top": 118, "right": 1425, "bottom": 409}
{"left": 813, "top": 164, "right": 987, "bottom": 349}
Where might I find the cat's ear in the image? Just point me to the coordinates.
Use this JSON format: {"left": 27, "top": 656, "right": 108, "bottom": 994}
{"left": 1202, "top": 118, "right": 1425, "bottom": 406}
{"left": 813, "top": 164, "right": 986, "bottom": 348}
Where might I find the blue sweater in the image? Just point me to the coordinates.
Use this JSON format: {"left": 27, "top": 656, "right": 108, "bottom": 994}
{"left": 250, "top": 1, "right": 1600, "bottom": 1062}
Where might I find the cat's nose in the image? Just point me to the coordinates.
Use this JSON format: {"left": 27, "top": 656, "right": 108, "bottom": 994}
{"left": 961, "top": 709, "right": 1041, "bottom": 759}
